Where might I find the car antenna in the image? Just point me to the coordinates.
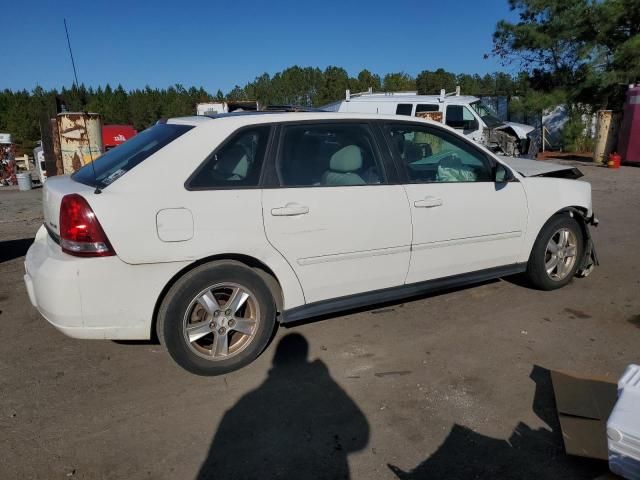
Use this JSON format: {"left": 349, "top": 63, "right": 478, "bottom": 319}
{"left": 64, "top": 18, "right": 101, "bottom": 194}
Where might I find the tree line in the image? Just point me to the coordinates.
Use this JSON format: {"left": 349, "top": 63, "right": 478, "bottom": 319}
{"left": 493, "top": 0, "right": 639, "bottom": 113}
{"left": 1, "top": 0, "right": 637, "bottom": 154}
{"left": 0, "top": 69, "right": 523, "bottom": 153}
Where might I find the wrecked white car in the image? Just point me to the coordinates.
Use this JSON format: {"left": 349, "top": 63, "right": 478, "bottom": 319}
{"left": 24, "top": 112, "right": 596, "bottom": 376}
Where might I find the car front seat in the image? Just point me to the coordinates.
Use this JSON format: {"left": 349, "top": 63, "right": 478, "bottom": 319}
{"left": 213, "top": 145, "right": 249, "bottom": 181}
{"left": 321, "top": 145, "right": 366, "bottom": 186}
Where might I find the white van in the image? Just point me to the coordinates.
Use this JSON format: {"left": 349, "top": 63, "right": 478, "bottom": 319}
{"left": 323, "top": 89, "right": 538, "bottom": 156}
{"left": 33, "top": 143, "right": 47, "bottom": 184}
{"left": 196, "top": 101, "right": 260, "bottom": 116}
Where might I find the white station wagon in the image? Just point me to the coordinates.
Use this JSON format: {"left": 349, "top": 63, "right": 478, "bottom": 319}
{"left": 24, "top": 112, "right": 598, "bottom": 375}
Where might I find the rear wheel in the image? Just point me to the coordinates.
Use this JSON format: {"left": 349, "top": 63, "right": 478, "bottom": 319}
{"left": 526, "top": 215, "right": 584, "bottom": 290}
{"left": 157, "top": 262, "right": 277, "bottom": 375}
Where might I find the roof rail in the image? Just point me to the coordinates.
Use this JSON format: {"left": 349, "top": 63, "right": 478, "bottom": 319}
{"left": 439, "top": 85, "right": 461, "bottom": 102}
{"left": 345, "top": 87, "right": 374, "bottom": 101}
{"left": 346, "top": 88, "right": 424, "bottom": 101}
{"left": 262, "top": 105, "right": 324, "bottom": 112}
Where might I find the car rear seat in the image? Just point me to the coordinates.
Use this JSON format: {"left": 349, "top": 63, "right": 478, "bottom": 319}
{"left": 321, "top": 145, "right": 365, "bottom": 186}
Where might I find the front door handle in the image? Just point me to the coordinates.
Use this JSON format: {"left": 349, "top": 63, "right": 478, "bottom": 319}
{"left": 271, "top": 203, "right": 310, "bottom": 216}
{"left": 414, "top": 196, "right": 443, "bottom": 208}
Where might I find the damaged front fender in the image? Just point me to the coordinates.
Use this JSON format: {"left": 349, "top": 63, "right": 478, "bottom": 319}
{"left": 569, "top": 209, "right": 599, "bottom": 278}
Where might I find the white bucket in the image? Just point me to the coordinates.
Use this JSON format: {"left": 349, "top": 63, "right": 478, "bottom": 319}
{"left": 16, "top": 173, "right": 32, "bottom": 191}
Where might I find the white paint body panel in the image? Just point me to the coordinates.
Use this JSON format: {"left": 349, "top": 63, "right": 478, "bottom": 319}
{"left": 404, "top": 182, "right": 528, "bottom": 283}
{"left": 262, "top": 185, "right": 412, "bottom": 303}
{"left": 24, "top": 112, "right": 593, "bottom": 340}
{"left": 516, "top": 177, "right": 592, "bottom": 263}
{"left": 24, "top": 226, "right": 190, "bottom": 339}
{"left": 156, "top": 208, "right": 194, "bottom": 242}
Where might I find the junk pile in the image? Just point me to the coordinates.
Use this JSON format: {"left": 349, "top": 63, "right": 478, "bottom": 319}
{"left": 552, "top": 364, "right": 640, "bottom": 479}
{"left": 0, "top": 133, "right": 17, "bottom": 186}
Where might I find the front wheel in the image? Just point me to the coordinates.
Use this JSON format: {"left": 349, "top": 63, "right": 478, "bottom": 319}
{"left": 157, "top": 261, "right": 277, "bottom": 376}
{"left": 525, "top": 215, "right": 584, "bottom": 291}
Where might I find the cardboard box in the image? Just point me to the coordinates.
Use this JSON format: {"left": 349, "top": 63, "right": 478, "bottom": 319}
{"left": 551, "top": 370, "right": 618, "bottom": 460}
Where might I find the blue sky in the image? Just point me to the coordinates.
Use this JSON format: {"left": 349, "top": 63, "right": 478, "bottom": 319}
{"left": 4, "top": 0, "right": 519, "bottom": 93}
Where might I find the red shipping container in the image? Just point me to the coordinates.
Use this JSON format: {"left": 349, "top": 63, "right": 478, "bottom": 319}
{"left": 618, "top": 86, "right": 640, "bottom": 164}
{"left": 102, "top": 125, "right": 137, "bottom": 151}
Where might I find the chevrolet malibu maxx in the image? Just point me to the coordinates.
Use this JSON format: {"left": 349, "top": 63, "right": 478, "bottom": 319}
{"left": 24, "top": 112, "right": 598, "bottom": 375}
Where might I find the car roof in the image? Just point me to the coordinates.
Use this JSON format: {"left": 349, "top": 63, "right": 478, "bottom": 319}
{"left": 166, "top": 111, "right": 447, "bottom": 127}
{"left": 164, "top": 111, "right": 487, "bottom": 147}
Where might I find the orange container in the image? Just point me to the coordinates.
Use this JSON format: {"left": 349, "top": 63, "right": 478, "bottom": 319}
{"left": 608, "top": 152, "right": 622, "bottom": 169}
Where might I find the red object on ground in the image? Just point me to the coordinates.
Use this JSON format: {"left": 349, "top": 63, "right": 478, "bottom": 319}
{"left": 608, "top": 152, "right": 622, "bottom": 169}
{"left": 102, "top": 125, "right": 137, "bottom": 151}
{"left": 618, "top": 86, "right": 640, "bottom": 164}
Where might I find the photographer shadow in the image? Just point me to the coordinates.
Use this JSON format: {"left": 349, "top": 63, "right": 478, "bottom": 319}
{"left": 197, "top": 333, "right": 369, "bottom": 480}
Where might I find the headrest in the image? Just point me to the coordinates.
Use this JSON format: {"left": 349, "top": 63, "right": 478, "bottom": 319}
{"left": 217, "top": 145, "right": 248, "bottom": 178}
{"left": 329, "top": 145, "right": 362, "bottom": 172}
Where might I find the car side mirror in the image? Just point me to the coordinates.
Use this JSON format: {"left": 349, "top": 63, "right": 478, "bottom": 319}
{"left": 494, "top": 163, "right": 514, "bottom": 183}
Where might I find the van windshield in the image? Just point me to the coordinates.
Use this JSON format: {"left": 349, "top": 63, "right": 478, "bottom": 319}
{"left": 470, "top": 101, "right": 504, "bottom": 128}
{"left": 72, "top": 123, "right": 193, "bottom": 188}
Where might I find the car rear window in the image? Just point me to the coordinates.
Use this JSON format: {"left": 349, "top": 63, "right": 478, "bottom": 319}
{"left": 72, "top": 123, "right": 193, "bottom": 188}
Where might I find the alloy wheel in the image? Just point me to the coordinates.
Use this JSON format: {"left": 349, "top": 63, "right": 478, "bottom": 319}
{"left": 544, "top": 228, "right": 578, "bottom": 281}
{"left": 182, "top": 283, "right": 260, "bottom": 360}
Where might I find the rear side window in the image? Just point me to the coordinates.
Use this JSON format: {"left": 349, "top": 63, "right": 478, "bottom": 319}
{"left": 396, "top": 104, "right": 413, "bottom": 116}
{"left": 415, "top": 104, "right": 439, "bottom": 114}
{"left": 187, "top": 126, "right": 270, "bottom": 189}
{"left": 278, "top": 123, "right": 385, "bottom": 187}
{"left": 72, "top": 123, "right": 193, "bottom": 188}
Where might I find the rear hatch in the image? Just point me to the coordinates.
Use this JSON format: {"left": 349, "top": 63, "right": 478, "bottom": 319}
{"left": 42, "top": 122, "right": 195, "bottom": 245}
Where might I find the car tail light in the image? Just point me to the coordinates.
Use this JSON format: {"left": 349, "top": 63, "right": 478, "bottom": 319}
{"left": 59, "top": 194, "right": 115, "bottom": 257}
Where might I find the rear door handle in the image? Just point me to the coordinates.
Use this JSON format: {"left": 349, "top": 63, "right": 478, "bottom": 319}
{"left": 414, "top": 196, "right": 443, "bottom": 208}
{"left": 271, "top": 203, "right": 310, "bottom": 216}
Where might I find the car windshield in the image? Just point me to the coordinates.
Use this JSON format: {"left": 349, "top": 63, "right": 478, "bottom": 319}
{"left": 72, "top": 123, "right": 193, "bottom": 188}
{"left": 469, "top": 101, "right": 504, "bottom": 128}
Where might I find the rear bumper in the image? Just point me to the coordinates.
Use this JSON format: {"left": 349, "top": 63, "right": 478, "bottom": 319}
{"left": 24, "top": 225, "right": 188, "bottom": 340}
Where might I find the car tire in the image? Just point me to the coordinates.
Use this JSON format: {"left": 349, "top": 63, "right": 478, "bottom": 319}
{"left": 157, "top": 261, "right": 277, "bottom": 376}
{"left": 526, "top": 214, "right": 584, "bottom": 291}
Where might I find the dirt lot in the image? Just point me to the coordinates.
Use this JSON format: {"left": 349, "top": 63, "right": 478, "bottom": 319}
{"left": 1, "top": 164, "right": 639, "bottom": 480}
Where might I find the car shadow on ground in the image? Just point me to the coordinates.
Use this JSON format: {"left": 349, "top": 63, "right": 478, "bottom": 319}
{"left": 0, "top": 238, "right": 33, "bottom": 263}
{"left": 196, "top": 333, "right": 370, "bottom": 480}
{"left": 502, "top": 273, "right": 536, "bottom": 289}
{"left": 387, "top": 365, "right": 607, "bottom": 479}
{"left": 284, "top": 279, "right": 501, "bottom": 328}
{"left": 112, "top": 339, "right": 161, "bottom": 346}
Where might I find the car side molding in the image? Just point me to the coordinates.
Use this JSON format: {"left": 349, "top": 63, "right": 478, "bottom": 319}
{"left": 280, "top": 263, "right": 528, "bottom": 324}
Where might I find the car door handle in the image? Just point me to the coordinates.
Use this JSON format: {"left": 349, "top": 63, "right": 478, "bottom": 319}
{"left": 271, "top": 203, "right": 310, "bottom": 216}
{"left": 414, "top": 197, "right": 443, "bottom": 208}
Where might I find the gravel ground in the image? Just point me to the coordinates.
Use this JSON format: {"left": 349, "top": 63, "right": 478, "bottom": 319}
{"left": 0, "top": 163, "right": 638, "bottom": 480}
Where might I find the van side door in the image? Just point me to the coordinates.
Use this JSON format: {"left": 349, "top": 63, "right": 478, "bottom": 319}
{"left": 444, "top": 104, "right": 483, "bottom": 143}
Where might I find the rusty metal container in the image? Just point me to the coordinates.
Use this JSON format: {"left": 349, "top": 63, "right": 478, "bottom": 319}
{"left": 56, "top": 113, "right": 103, "bottom": 174}
{"left": 593, "top": 110, "right": 620, "bottom": 164}
{"left": 50, "top": 118, "right": 62, "bottom": 175}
